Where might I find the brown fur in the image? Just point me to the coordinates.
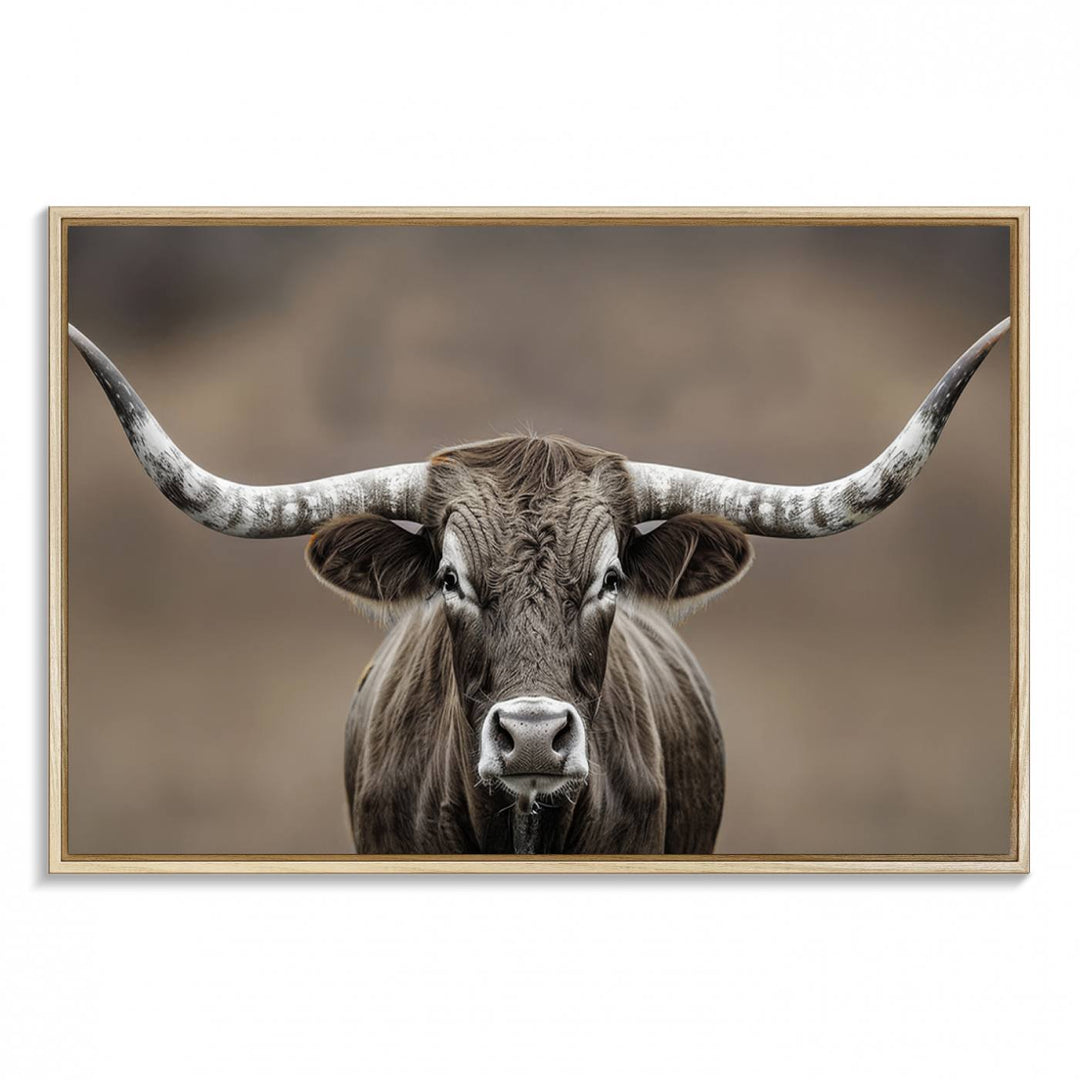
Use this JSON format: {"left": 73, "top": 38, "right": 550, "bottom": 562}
{"left": 308, "top": 435, "right": 753, "bottom": 855}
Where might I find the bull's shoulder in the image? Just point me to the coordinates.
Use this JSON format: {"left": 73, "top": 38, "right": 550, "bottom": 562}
{"left": 607, "top": 606, "right": 724, "bottom": 854}
{"left": 344, "top": 604, "right": 453, "bottom": 804}
{"left": 610, "top": 606, "right": 714, "bottom": 700}
{"left": 607, "top": 606, "right": 722, "bottom": 766}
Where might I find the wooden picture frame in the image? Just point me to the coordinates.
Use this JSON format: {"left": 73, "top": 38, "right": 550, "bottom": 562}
{"left": 48, "top": 206, "right": 1029, "bottom": 873}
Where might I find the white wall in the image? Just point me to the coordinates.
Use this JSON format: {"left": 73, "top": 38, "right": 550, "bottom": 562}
{"left": 2, "top": 3, "right": 1074, "bottom": 1076}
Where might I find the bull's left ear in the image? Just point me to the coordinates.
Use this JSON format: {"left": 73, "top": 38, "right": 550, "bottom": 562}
{"left": 622, "top": 514, "right": 753, "bottom": 620}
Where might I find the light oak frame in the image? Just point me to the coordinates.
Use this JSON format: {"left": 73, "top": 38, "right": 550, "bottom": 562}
{"left": 48, "top": 206, "right": 1030, "bottom": 874}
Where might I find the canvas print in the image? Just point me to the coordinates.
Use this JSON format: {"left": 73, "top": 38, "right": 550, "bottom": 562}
{"left": 53, "top": 211, "right": 1024, "bottom": 868}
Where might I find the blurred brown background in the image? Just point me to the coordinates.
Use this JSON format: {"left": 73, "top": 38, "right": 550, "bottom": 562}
{"left": 66, "top": 223, "right": 1012, "bottom": 855}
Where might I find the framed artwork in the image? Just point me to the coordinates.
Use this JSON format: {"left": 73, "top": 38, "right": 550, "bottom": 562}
{"left": 47, "top": 207, "right": 1028, "bottom": 873}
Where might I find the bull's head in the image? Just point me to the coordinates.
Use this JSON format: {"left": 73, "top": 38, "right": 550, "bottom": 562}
{"left": 70, "top": 317, "right": 1010, "bottom": 809}
{"left": 303, "top": 436, "right": 754, "bottom": 806}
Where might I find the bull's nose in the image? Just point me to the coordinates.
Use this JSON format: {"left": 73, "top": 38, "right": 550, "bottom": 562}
{"left": 497, "top": 706, "right": 569, "bottom": 772}
{"left": 478, "top": 696, "right": 588, "bottom": 795}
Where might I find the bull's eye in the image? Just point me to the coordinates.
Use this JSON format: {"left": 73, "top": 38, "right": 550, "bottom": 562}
{"left": 441, "top": 567, "right": 459, "bottom": 593}
{"left": 602, "top": 568, "right": 620, "bottom": 595}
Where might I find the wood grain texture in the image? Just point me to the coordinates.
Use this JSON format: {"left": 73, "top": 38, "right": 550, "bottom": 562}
{"left": 52, "top": 205, "right": 1027, "bottom": 226}
{"left": 48, "top": 208, "right": 65, "bottom": 873}
{"left": 48, "top": 206, "right": 1030, "bottom": 874}
{"left": 1015, "top": 208, "right": 1030, "bottom": 872}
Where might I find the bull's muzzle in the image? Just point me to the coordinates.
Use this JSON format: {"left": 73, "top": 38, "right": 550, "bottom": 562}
{"left": 478, "top": 696, "right": 588, "bottom": 798}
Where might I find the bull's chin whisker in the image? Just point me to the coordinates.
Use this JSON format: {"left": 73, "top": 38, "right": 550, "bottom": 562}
{"left": 542, "top": 785, "right": 583, "bottom": 810}
{"left": 487, "top": 773, "right": 587, "bottom": 804}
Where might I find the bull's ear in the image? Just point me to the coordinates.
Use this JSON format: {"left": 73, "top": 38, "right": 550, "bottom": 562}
{"left": 305, "top": 514, "right": 438, "bottom": 618}
{"left": 623, "top": 514, "right": 753, "bottom": 621}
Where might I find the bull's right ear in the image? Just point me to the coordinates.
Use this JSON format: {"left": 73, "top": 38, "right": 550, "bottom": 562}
{"left": 305, "top": 514, "right": 438, "bottom": 618}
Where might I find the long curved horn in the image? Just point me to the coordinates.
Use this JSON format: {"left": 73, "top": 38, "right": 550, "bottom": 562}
{"left": 627, "top": 317, "right": 1011, "bottom": 538}
{"left": 70, "top": 325, "right": 428, "bottom": 537}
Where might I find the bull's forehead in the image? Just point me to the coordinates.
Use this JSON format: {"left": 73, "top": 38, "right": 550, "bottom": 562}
{"left": 437, "top": 472, "right": 622, "bottom": 594}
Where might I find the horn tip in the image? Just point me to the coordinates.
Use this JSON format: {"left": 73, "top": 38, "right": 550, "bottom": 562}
{"left": 67, "top": 322, "right": 93, "bottom": 357}
{"left": 987, "top": 315, "right": 1012, "bottom": 345}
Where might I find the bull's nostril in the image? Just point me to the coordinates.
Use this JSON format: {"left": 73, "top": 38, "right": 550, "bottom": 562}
{"left": 551, "top": 714, "right": 573, "bottom": 753}
{"left": 492, "top": 711, "right": 514, "bottom": 755}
